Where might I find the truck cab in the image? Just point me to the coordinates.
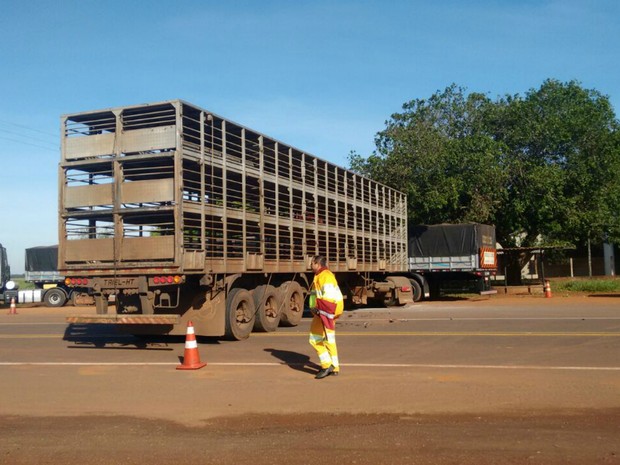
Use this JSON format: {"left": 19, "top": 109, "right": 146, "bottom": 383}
{"left": 0, "top": 243, "right": 18, "bottom": 304}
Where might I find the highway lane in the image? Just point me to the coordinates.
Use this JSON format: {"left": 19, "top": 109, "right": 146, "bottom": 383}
{"left": 1, "top": 297, "right": 620, "bottom": 371}
{"left": 1, "top": 296, "right": 619, "bottom": 465}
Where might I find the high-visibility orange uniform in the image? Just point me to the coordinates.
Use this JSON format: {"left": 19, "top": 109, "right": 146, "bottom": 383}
{"left": 309, "top": 267, "right": 344, "bottom": 373}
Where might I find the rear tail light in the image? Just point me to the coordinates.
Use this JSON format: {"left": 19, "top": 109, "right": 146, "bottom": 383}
{"left": 153, "top": 276, "right": 182, "bottom": 285}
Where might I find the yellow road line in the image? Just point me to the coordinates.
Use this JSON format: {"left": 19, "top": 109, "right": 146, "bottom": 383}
{"left": 1, "top": 331, "right": 619, "bottom": 339}
{"left": 255, "top": 331, "right": 620, "bottom": 337}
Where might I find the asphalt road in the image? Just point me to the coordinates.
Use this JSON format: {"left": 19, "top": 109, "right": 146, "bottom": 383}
{"left": 1, "top": 295, "right": 619, "bottom": 464}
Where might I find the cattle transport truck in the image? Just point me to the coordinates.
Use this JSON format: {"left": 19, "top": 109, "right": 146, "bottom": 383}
{"left": 61, "top": 100, "right": 412, "bottom": 339}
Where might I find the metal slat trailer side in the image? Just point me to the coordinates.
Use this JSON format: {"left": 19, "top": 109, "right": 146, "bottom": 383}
{"left": 59, "top": 100, "right": 410, "bottom": 339}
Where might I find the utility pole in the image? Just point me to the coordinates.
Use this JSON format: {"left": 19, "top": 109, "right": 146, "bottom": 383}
{"left": 587, "top": 238, "right": 592, "bottom": 277}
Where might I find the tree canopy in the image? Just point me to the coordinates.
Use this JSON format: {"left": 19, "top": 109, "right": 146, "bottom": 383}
{"left": 349, "top": 80, "right": 620, "bottom": 248}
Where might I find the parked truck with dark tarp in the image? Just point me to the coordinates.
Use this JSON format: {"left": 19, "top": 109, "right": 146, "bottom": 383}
{"left": 407, "top": 223, "right": 497, "bottom": 300}
{"left": 61, "top": 100, "right": 413, "bottom": 339}
{"left": 24, "top": 245, "right": 94, "bottom": 307}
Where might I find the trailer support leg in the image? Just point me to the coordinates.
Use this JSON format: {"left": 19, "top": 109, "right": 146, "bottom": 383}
{"left": 95, "top": 294, "right": 108, "bottom": 315}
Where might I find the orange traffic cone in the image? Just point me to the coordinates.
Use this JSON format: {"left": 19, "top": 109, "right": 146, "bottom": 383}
{"left": 7, "top": 297, "right": 17, "bottom": 315}
{"left": 176, "top": 321, "right": 206, "bottom": 370}
{"left": 544, "top": 280, "right": 552, "bottom": 298}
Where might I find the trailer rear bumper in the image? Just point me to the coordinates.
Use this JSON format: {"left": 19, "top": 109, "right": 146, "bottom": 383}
{"left": 66, "top": 314, "right": 179, "bottom": 325}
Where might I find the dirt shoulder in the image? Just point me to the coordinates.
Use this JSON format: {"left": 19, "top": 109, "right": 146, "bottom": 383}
{"left": 436, "top": 289, "right": 620, "bottom": 305}
{"left": 2, "top": 410, "right": 619, "bottom": 465}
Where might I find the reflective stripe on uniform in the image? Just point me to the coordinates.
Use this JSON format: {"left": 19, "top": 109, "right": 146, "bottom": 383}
{"left": 316, "top": 283, "right": 343, "bottom": 302}
{"left": 318, "top": 310, "right": 335, "bottom": 319}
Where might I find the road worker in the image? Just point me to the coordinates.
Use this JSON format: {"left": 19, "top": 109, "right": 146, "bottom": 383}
{"left": 308, "top": 255, "right": 344, "bottom": 379}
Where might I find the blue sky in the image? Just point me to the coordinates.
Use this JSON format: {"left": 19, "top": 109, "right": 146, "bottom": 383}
{"left": 0, "top": 0, "right": 618, "bottom": 274}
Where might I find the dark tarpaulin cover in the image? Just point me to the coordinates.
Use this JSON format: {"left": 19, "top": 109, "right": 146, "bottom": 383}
{"left": 0, "top": 243, "right": 8, "bottom": 284}
{"left": 25, "top": 245, "right": 58, "bottom": 272}
{"left": 409, "top": 224, "right": 495, "bottom": 258}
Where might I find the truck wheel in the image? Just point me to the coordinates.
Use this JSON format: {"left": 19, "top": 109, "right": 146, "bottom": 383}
{"left": 252, "top": 285, "right": 281, "bottom": 332}
{"left": 225, "top": 288, "right": 256, "bottom": 340}
{"left": 409, "top": 279, "right": 423, "bottom": 302}
{"left": 279, "top": 281, "right": 305, "bottom": 327}
{"left": 44, "top": 288, "right": 67, "bottom": 308}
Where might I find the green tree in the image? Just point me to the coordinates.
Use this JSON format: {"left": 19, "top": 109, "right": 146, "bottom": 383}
{"left": 488, "top": 79, "right": 620, "bottom": 247}
{"left": 350, "top": 84, "right": 507, "bottom": 226}
{"left": 350, "top": 80, "right": 620, "bottom": 250}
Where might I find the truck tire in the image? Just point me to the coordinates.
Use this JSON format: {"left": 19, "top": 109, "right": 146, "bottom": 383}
{"left": 252, "top": 285, "right": 281, "bottom": 332}
{"left": 409, "top": 279, "right": 423, "bottom": 302}
{"left": 278, "top": 281, "right": 305, "bottom": 327}
{"left": 44, "top": 288, "right": 67, "bottom": 308}
{"left": 225, "top": 288, "right": 256, "bottom": 340}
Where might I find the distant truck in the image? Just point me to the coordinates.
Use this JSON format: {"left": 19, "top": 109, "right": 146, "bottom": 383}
{"left": 0, "top": 243, "right": 18, "bottom": 304}
{"left": 24, "top": 245, "right": 94, "bottom": 307}
{"left": 407, "top": 223, "right": 497, "bottom": 300}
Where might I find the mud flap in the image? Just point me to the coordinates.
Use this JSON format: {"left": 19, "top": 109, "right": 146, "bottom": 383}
{"left": 387, "top": 276, "right": 415, "bottom": 305}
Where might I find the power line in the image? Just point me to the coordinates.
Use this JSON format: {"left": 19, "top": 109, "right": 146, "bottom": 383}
{"left": 0, "top": 134, "right": 57, "bottom": 152}
{"left": 0, "top": 118, "right": 58, "bottom": 152}
{"left": 0, "top": 127, "right": 57, "bottom": 149}
{"left": 0, "top": 118, "right": 57, "bottom": 138}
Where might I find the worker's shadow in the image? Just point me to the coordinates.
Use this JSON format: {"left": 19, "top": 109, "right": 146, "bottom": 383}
{"left": 264, "top": 348, "right": 320, "bottom": 374}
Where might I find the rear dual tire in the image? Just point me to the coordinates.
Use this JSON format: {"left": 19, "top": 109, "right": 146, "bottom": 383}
{"left": 252, "top": 285, "right": 281, "bottom": 332}
{"left": 224, "top": 288, "right": 256, "bottom": 340}
{"left": 225, "top": 281, "right": 306, "bottom": 339}
{"left": 279, "top": 281, "right": 305, "bottom": 327}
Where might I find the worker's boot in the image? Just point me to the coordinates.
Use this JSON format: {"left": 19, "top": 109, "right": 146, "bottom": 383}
{"left": 315, "top": 365, "right": 335, "bottom": 379}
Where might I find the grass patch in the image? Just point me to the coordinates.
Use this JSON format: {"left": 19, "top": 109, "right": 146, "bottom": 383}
{"left": 10, "top": 278, "right": 36, "bottom": 290}
{"left": 552, "top": 278, "right": 620, "bottom": 294}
